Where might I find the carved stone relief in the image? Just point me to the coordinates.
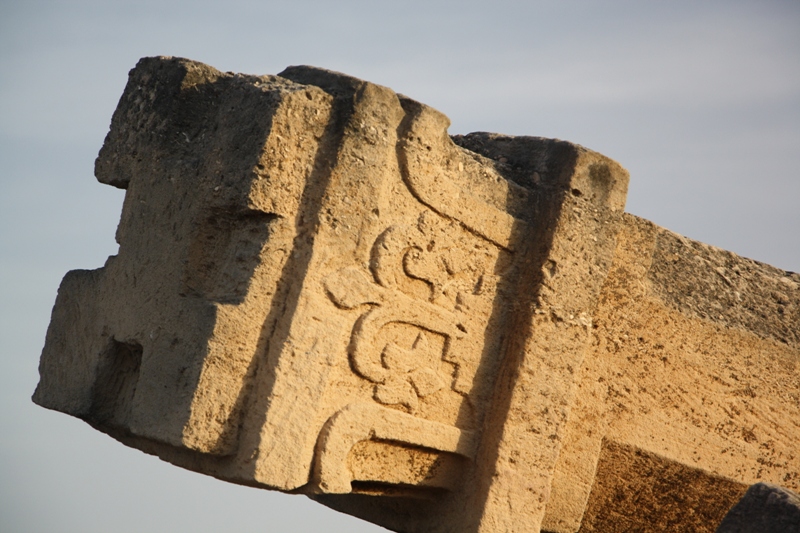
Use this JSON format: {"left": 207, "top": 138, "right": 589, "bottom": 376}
{"left": 33, "top": 57, "right": 799, "bottom": 533}
{"left": 325, "top": 210, "right": 512, "bottom": 425}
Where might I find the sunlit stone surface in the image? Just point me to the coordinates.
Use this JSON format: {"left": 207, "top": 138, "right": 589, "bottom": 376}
{"left": 34, "top": 57, "right": 799, "bottom": 533}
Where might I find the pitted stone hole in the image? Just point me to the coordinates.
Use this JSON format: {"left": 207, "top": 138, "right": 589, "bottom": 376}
{"left": 544, "top": 259, "right": 558, "bottom": 279}
{"left": 88, "top": 339, "right": 143, "bottom": 429}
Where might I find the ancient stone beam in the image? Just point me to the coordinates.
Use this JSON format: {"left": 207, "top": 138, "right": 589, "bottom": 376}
{"left": 34, "top": 57, "right": 799, "bottom": 533}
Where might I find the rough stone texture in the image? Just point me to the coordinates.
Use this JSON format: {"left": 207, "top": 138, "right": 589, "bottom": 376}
{"left": 540, "top": 214, "right": 800, "bottom": 533}
{"left": 33, "top": 57, "right": 799, "bottom": 533}
{"left": 575, "top": 440, "right": 748, "bottom": 532}
{"left": 716, "top": 482, "right": 800, "bottom": 533}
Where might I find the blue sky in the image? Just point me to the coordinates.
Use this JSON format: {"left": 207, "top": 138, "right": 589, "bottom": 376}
{"left": 1, "top": 1, "right": 798, "bottom": 531}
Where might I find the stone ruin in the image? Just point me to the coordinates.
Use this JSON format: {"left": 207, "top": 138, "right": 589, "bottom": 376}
{"left": 33, "top": 57, "right": 799, "bottom": 532}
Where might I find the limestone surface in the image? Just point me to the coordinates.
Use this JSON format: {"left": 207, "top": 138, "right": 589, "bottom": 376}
{"left": 34, "top": 57, "right": 800, "bottom": 533}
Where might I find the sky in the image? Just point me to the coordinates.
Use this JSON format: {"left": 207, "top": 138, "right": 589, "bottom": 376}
{"left": 1, "top": 1, "right": 798, "bottom": 532}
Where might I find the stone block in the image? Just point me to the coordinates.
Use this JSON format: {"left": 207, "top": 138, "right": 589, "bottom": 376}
{"left": 716, "top": 482, "right": 800, "bottom": 533}
{"left": 34, "top": 57, "right": 799, "bottom": 532}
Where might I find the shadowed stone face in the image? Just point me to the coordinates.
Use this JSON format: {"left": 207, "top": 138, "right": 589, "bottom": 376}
{"left": 716, "top": 483, "right": 800, "bottom": 533}
{"left": 34, "top": 57, "right": 799, "bottom": 533}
